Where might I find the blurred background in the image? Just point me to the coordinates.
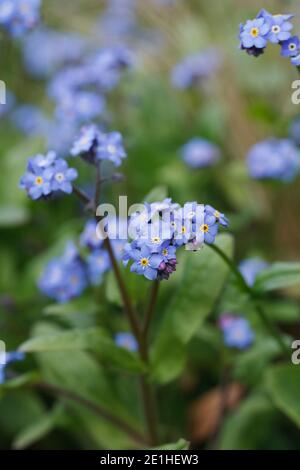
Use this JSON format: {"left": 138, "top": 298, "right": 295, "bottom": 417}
{"left": 0, "top": 0, "right": 300, "bottom": 450}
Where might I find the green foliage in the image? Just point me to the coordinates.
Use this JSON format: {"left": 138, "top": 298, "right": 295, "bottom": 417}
{"left": 266, "top": 364, "right": 300, "bottom": 429}
{"left": 254, "top": 263, "right": 300, "bottom": 293}
{"left": 150, "top": 234, "right": 233, "bottom": 383}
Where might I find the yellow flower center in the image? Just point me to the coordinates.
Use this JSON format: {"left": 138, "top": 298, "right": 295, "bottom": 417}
{"left": 181, "top": 226, "right": 187, "bottom": 234}
{"left": 35, "top": 176, "right": 44, "bottom": 185}
{"left": 250, "top": 27, "right": 259, "bottom": 38}
{"left": 200, "top": 224, "right": 209, "bottom": 233}
{"left": 152, "top": 236, "right": 161, "bottom": 244}
{"left": 162, "top": 248, "right": 168, "bottom": 256}
{"left": 289, "top": 43, "right": 297, "bottom": 51}
{"left": 140, "top": 258, "right": 149, "bottom": 267}
{"left": 214, "top": 210, "right": 220, "bottom": 219}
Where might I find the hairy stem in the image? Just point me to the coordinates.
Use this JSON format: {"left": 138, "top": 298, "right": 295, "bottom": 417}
{"left": 143, "top": 280, "right": 160, "bottom": 340}
{"left": 208, "top": 243, "right": 289, "bottom": 355}
{"left": 74, "top": 171, "right": 160, "bottom": 444}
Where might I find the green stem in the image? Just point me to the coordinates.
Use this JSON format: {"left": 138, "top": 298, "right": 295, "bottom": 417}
{"left": 143, "top": 280, "right": 160, "bottom": 340}
{"left": 208, "top": 243, "right": 289, "bottom": 355}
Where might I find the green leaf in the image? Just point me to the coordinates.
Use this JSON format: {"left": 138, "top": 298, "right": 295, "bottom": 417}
{"left": 150, "top": 234, "right": 233, "bottom": 383}
{"left": 30, "top": 322, "right": 142, "bottom": 449}
{"left": 143, "top": 186, "right": 168, "bottom": 203}
{"left": 219, "top": 394, "right": 277, "bottom": 449}
{"left": 12, "top": 404, "right": 64, "bottom": 450}
{"left": 0, "top": 205, "right": 29, "bottom": 227}
{"left": 43, "top": 298, "right": 99, "bottom": 317}
{"left": 19, "top": 327, "right": 145, "bottom": 374}
{"left": 266, "top": 364, "right": 300, "bottom": 428}
{"left": 153, "top": 438, "right": 189, "bottom": 450}
{"left": 254, "top": 263, "right": 300, "bottom": 293}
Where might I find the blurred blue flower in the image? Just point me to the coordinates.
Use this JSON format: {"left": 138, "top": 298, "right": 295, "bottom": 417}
{"left": 0, "top": 90, "right": 15, "bottom": 118}
{"left": 80, "top": 220, "right": 103, "bottom": 250}
{"left": 86, "top": 249, "right": 111, "bottom": 285}
{"left": 38, "top": 242, "right": 87, "bottom": 303}
{"left": 289, "top": 117, "right": 300, "bottom": 145}
{"left": 0, "top": 0, "right": 41, "bottom": 37}
{"left": 247, "top": 138, "right": 300, "bottom": 182}
{"left": 55, "top": 91, "right": 106, "bottom": 124}
{"left": 115, "top": 332, "right": 138, "bottom": 352}
{"left": 0, "top": 351, "right": 25, "bottom": 384}
{"left": 10, "top": 105, "right": 50, "bottom": 136}
{"left": 280, "top": 36, "right": 300, "bottom": 57}
{"left": 219, "top": 315, "right": 254, "bottom": 350}
{"left": 180, "top": 138, "right": 220, "bottom": 169}
{"left": 239, "top": 258, "right": 269, "bottom": 287}
{"left": 171, "top": 49, "right": 221, "bottom": 89}
{"left": 22, "top": 27, "right": 86, "bottom": 78}
{"left": 97, "top": 131, "right": 127, "bottom": 167}
{"left": 20, "top": 151, "right": 78, "bottom": 200}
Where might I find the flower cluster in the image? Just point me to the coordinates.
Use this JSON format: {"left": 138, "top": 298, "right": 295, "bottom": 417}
{"left": 123, "top": 199, "right": 228, "bottom": 281}
{"left": 180, "top": 138, "right": 221, "bottom": 169}
{"left": 239, "top": 257, "right": 269, "bottom": 287}
{"left": 247, "top": 138, "right": 300, "bottom": 182}
{"left": 239, "top": 9, "right": 300, "bottom": 65}
{"left": 0, "top": 0, "right": 41, "bottom": 37}
{"left": 219, "top": 314, "right": 254, "bottom": 350}
{"left": 71, "top": 124, "right": 127, "bottom": 167}
{"left": 19, "top": 151, "right": 78, "bottom": 200}
{"left": 171, "top": 48, "right": 222, "bottom": 89}
{"left": 39, "top": 219, "right": 127, "bottom": 302}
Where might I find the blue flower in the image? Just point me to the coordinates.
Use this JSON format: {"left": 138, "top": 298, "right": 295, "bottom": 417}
{"left": 171, "top": 49, "right": 221, "bottom": 89}
{"left": 19, "top": 163, "right": 52, "bottom": 200}
{"left": 193, "top": 209, "right": 219, "bottom": 245}
{"left": 0, "top": 0, "right": 41, "bottom": 37}
{"left": 11, "top": 105, "right": 50, "bottom": 136}
{"left": 86, "top": 249, "right": 111, "bottom": 285}
{"left": 239, "top": 17, "right": 270, "bottom": 56}
{"left": 239, "top": 258, "right": 269, "bottom": 287}
{"left": 204, "top": 205, "right": 229, "bottom": 228}
{"left": 291, "top": 53, "right": 300, "bottom": 66}
{"left": 280, "top": 36, "right": 300, "bottom": 57}
{"left": 260, "top": 11, "right": 294, "bottom": 44}
{"left": 80, "top": 220, "right": 103, "bottom": 250}
{"left": 219, "top": 315, "right": 254, "bottom": 350}
{"left": 38, "top": 242, "right": 87, "bottom": 303}
{"left": 158, "top": 241, "right": 177, "bottom": 262}
{"left": 20, "top": 151, "right": 78, "bottom": 200}
{"left": 0, "top": 351, "right": 25, "bottom": 384}
{"left": 115, "top": 332, "right": 138, "bottom": 352}
{"left": 180, "top": 138, "right": 220, "bottom": 169}
{"left": 97, "top": 131, "right": 127, "bottom": 167}
{"left": 129, "top": 245, "right": 163, "bottom": 280}
{"left": 247, "top": 138, "right": 300, "bottom": 182}
{"left": 51, "top": 159, "right": 78, "bottom": 194}
{"left": 71, "top": 124, "right": 100, "bottom": 163}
